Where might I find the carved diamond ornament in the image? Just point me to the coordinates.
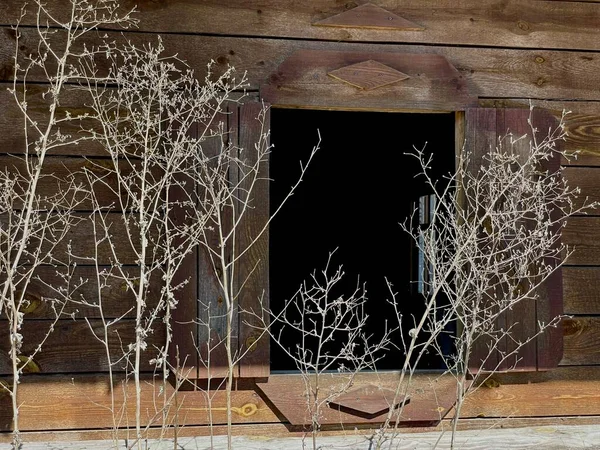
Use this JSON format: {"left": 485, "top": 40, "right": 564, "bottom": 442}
{"left": 329, "top": 384, "right": 407, "bottom": 418}
{"left": 314, "top": 3, "right": 424, "bottom": 31}
{"left": 328, "top": 60, "right": 409, "bottom": 90}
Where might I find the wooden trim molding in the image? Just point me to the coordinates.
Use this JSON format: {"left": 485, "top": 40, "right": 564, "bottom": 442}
{"left": 260, "top": 50, "right": 475, "bottom": 112}
{"left": 257, "top": 372, "right": 460, "bottom": 427}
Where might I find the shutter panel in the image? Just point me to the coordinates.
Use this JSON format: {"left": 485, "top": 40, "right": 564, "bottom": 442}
{"left": 172, "top": 101, "right": 271, "bottom": 380}
{"left": 236, "top": 102, "right": 270, "bottom": 378}
{"left": 194, "top": 105, "right": 240, "bottom": 380}
{"left": 466, "top": 107, "right": 564, "bottom": 373}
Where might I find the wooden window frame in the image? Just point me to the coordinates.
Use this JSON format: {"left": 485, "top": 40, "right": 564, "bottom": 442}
{"left": 172, "top": 49, "right": 564, "bottom": 428}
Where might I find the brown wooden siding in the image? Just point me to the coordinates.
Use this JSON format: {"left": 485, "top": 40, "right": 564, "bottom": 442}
{"left": 1, "top": 0, "right": 600, "bottom": 439}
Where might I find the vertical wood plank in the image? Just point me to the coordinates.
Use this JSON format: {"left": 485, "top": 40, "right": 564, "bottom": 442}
{"left": 466, "top": 107, "right": 564, "bottom": 373}
{"left": 196, "top": 111, "right": 237, "bottom": 379}
{"left": 533, "top": 108, "right": 564, "bottom": 370}
{"left": 170, "top": 123, "right": 201, "bottom": 378}
{"left": 170, "top": 167, "right": 199, "bottom": 378}
{"left": 465, "top": 107, "right": 501, "bottom": 373}
{"left": 496, "top": 108, "right": 538, "bottom": 372}
{"left": 237, "top": 102, "right": 270, "bottom": 378}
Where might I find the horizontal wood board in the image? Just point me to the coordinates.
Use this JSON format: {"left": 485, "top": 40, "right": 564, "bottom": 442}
{"left": 6, "top": 31, "right": 600, "bottom": 101}
{"left": 0, "top": 320, "right": 165, "bottom": 374}
{"left": 4, "top": 1, "right": 600, "bottom": 51}
{"left": 0, "top": 368, "right": 599, "bottom": 434}
{"left": 1, "top": 265, "right": 161, "bottom": 319}
{"left": 0, "top": 374, "right": 275, "bottom": 431}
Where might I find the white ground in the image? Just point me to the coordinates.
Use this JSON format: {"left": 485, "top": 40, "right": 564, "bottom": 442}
{"left": 17, "top": 425, "right": 600, "bottom": 449}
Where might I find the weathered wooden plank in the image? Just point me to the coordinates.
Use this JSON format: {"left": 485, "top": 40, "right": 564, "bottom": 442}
{"left": 497, "top": 108, "right": 541, "bottom": 371}
{"left": 6, "top": 31, "right": 600, "bottom": 101}
{"left": 10, "top": 426, "right": 600, "bottom": 450}
{"left": 236, "top": 102, "right": 270, "bottom": 378}
{"left": 465, "top": 107, "right": 502, "bottom": 372}
{"left": 0, "top": 374, "right": 278, "bottom": 432}
{"left": 262, "top": 49, "right": 474, "bottom": 112}
{"left": 563, "top": 267, "right": 600, "bottom": 315}
{"left": 479, "top": 99, "right": 600, "bottom": 166}
{"left": 313, "top": 3, "right": 424, "bottom": 31}
{"left": 0, "top": 212, "right": 156, "bottom": 266}
{"left": 561, "top": 317, "right": 600, "bottom": 365}
{"left": 5, "top": 265, "right": 160, "bottom": 319}
{"left": 0, "top": 85, "right": 247, "bottom": 158}
{"left": 4, "top": 1, "right": 600, "bottom": 51}
{"left": 0, "top": 320, "right": 165, "bottom": 374}
{"left": 169, "top": 174, "right": 199, "bottom": 377}
{"left": 562, "top": 216, "right": 600, "bottom": 265}
{"left": 192, "top": 110, "right": 237, "bottom": 380}
{"left": 0, "top": 368, "right": 600, "bottom": 436}
{"left": 563, "top": 167, "right": 600, "bottom": 211}
{"left": 461, "top": 372, "right": 600, "bottom": 418}
{"left": 0, "top": 84, "right": 107, "bottom": 157}
{"left": 258, "top": 373, "right": 459, "bottom": 426}
{"left": 0, "top": 156, "right": 143, "bottom": 209}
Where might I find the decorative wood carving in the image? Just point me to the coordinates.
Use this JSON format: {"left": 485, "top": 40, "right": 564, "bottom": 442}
{"left": 329, "top": 385, "right": 407, "bottom": 419}
{"left": 261, "top": 50, "right": 475, "bottom": 112}
{"left": 257, "top": 373, "right": 461, "bottom": 426}
{"left": 328, "top": 59, "right": 409, "bottom": 90}
{"left": 313, "top": 3, "right": 424, "bottom": 31}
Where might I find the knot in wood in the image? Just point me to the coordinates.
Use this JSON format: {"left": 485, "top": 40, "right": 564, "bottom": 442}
{"left": 233, "top": 403, "right": 258, "bottom": 417}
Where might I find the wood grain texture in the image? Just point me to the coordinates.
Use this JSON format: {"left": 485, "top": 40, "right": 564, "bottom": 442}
{"left": 0, "top": 369, "right": 600, "bottom": 436}
{"left": 7, "top": 31, "right": 600, "bottom": 102}
{"left": 0, "top": 374, "right": 277, "bottom": 432}
{"left": 194, "top": 111, "right": 237, "bottom": 380}
{"left": 563, "top": 267, "right": 600, "bottom": 315}
{"left": 236, "top": 102, "right": 270, "bottom": 378}
{"left": 4, "top": 1, "right": 600, "bottom": 51}
{"left": 0, "top": 84, "right": 106, "bottom": 156}
{"left": 561, "top": 317, "right": 600, "bottom": 365}
{"left": 313, "top": 3, "right": 425, "bottom": 31}
{"left": 497, "top": 108, "right": 542, "bottom": 371}
{"left": 527, "top": 109, "right": 564, "bottom": 370}
{"left": 0, "top": 212, "right": 155, "bottom": 266}
{"left": 466, "top": 108, "right": 566, "bottom": 371}
{"left": 169, "top": 173, "right": 199, "bottom": 377}
{"left": 461, "top": 372, "right": 600, "bottom": 418}
{"left": 563, "top": 216, "right": 600, "bottom": 265}
{"left": 3, "top": 265, "right": 160, "bottom": 319}
{"left": 479, "top": 99, "right": 600, "bottom": 166}
{"left": 258, "top": 373, "right": 459, "bottom": 426}
{"left": 465, "top": 107, "right": 502, "bottom": 372}
{"left": 262, "top": 49, "right": 473, "bottom": 111}
{"left": 563, "top": 167, "right": 600, "bottom": 210}
{"left": 0, "top": 156, "right": 144, "bottom": 209}
{"left": 0, "top": 320, "right": 165, "bottom": 374}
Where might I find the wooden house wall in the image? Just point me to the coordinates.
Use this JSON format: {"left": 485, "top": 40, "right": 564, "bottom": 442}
{"left": 1, "top": 0, "right": 600, "bottom": 439}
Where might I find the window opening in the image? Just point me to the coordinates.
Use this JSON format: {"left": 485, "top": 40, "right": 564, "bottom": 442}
{"left": 269, "top": 109, "right": 455, "bottom": 372}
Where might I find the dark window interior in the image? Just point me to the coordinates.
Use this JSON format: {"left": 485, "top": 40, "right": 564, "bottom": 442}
{"left": 269, "top": 109, "right": 455, "bottom": 372}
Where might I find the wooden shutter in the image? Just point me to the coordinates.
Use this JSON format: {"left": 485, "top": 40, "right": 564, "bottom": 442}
{"left": 172, "top": 101, "right": 271, "bottom": 381}
{"left": 466, "top": 108, "right": 563, "bottom": 373}
{"left": 236, "top": 102, "right": 271, "bottom": 378}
